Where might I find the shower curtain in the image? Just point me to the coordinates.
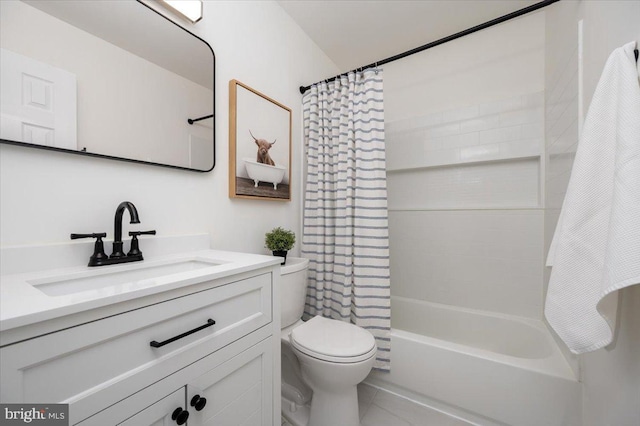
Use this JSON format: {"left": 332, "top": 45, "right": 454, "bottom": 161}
{"left": 301, "top": 69, "right": 391, "bottom": 371}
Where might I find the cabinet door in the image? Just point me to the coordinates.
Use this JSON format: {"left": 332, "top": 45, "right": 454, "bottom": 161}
{"left": 187, "top": 338, "right": 273, "bottom": 426}
{"left": 119, "top": 388, "right": 186, "bottom": 426}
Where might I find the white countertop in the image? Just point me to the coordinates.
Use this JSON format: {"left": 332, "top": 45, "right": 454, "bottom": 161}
{"left": 0, "top": 249, "right": 282, "bottom": 332}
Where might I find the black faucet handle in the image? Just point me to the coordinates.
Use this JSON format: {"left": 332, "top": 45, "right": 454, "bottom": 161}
{"left": 127, "top": 230, "right": 156, "bottom": 257}
{"left": 71, "top": 232, "right": 107, "bottom": 240}
{"left": 128, "top": 230, "right": 157, "bottom": 237}
{"left": 70, "top": 233, "right": 108, "bottom": 266}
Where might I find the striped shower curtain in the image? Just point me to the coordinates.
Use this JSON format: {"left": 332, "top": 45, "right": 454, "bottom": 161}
{"left": 301, "top": 69, "right": 391, "bottom": 371}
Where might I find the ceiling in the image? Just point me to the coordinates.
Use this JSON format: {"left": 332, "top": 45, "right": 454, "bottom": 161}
{"left": 277, "top": 0, "right": 541, "bottom": 73}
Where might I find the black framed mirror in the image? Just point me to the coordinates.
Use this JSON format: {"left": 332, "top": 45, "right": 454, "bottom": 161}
{"left": 0, "top": 0, "right": 215, "bottom": 172}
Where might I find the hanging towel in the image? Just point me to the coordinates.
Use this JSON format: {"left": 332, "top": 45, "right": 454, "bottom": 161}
{"left": 545, "top": 41, "right": 640, "bottom": 354}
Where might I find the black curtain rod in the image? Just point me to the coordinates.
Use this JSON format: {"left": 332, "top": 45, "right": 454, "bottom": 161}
{"left": 299, "top": 0, "right": 560, "bottom": 95}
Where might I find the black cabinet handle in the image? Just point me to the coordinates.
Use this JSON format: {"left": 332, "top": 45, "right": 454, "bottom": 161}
{"left": 195, "top": 397, "right": 207, "bottom": 411}
{"left": 150, "top": 319, "right": 215, "bottom": 348}
{"left": 171, "top": 407, "right": 189, "bottom": 425}
{"left": 190, "top": 394, "right": 207, "bottom": 411}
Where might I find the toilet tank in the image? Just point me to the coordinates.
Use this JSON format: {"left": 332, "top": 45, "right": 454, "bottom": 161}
{"left": 280, "top": 257, "right": 309, "bottom": 328}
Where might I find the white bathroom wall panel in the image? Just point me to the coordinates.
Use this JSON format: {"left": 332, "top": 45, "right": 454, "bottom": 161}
{"left": 386, "top": 92, "right": 544, "bottom": 172}
{"left": 384, "top": 12, "right": 545, "bottom": 319}
{"left": 389, "top": 210, "right": 544, "bottom": 318}
{"left": 542, "top": 0, "right": 580, "bottom": 327}
{"left": 545, "top": 42, "right": 579, "bottom": 211}
{"left": 0, "top": 1, "right": 340, "bottom": 255}
{"left": 384, "top": 12, "right": 545, "bottom": 123}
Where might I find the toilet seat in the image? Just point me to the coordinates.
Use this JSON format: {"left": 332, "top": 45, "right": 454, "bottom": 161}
{"left": 290, "top": 316, "right": 376, "bottom": 363}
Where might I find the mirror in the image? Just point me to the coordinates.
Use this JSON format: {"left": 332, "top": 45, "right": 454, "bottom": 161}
{"left": 0, "top": 0, "right": 215, "bottom": 172}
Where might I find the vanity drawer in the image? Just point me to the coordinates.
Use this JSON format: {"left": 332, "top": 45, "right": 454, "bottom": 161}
{"left": 0, "top": 272, "right": 272, "bottom": 423}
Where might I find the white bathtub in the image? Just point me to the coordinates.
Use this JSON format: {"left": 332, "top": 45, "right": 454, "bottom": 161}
{"left": 366, "top": 296, "right": 581, "bottom": 426}
{"left": 243, "top": 158, "right": 286, "bottom": 189}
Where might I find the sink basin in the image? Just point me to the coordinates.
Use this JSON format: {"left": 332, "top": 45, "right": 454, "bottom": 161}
{"left": 28, "top": 258, "right": 222, "bottom": 297}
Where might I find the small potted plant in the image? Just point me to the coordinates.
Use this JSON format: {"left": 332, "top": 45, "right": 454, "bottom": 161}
{"left": 265, "top": 227, "right": 295, "bottom": 265}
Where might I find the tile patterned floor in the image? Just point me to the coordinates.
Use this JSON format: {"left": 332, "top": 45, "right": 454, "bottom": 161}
{"left": 283, "top": 383, "right": 472, "bottom": 426}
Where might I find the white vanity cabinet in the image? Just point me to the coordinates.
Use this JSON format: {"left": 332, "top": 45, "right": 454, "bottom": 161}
{"left": 0, "top": 256, "right": 281, "bottom": 426}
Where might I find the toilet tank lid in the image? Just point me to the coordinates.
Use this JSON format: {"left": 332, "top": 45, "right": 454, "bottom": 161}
{"left": 280, "top": 257, "right": 309, "bottom": 275}
{"left": 290, "top": 315, "right": 376, "bottom": 358}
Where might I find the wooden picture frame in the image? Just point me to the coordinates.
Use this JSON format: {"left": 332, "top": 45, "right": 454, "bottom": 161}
{"left": 229, "top": 79, "right": 292, "bottom": 201}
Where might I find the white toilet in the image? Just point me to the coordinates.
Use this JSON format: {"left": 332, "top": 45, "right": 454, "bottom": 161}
{"left": 280, "top": 257, "right": 377, "bottom": 426}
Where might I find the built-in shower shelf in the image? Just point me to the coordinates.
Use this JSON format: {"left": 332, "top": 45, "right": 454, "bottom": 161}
{"left": 388, "top": 206, "right": 543, "bottom": 212}
{"left": 386, "top": 153, "right": 541, "bottom": 173}
{"left": 386, "top": 154, "right": 541, "bottom": 210}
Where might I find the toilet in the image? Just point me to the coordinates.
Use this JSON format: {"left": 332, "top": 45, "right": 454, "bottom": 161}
{"left": 280, "top": 257, "right": 376, "bottom": 426}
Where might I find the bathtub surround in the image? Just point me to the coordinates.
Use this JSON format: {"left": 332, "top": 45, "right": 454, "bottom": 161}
{"left": 384, "top": 11, "right": 545, "bottom": 321}
{"left": 301, "top": 69, "right": 391, "bottom": 371}
{"left": 543, "top": 0, "right": 582, "bottom": 377}
{"left": 379, "top": 4, "right": 639, "bottom": 422}
{"left": 375, "top": 10, "right": 584, "bottom": 425}
{"left": 386, "top": 91, "right": 544, "bottom": 176}
{"left": 385, "top": 91, "right": 545, "bottom": 317}
{"left": 545, "top": 42, "right": 640, "bottom": 354}
{"left": 388, "top": 209, "right": 543, "bottom": 317}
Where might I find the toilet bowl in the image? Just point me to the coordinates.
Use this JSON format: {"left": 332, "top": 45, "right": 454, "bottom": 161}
{"left": 290, "top": 315, "right": 376, "bottom": 426}
{"left": 280, "top": 258, "right": 377, "bottom": 426}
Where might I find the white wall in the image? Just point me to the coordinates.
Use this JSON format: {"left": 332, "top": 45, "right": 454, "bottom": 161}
{"left": 0, "top": 1, "right": 339, "bottom": 258}
{"left": 384, "top": 12, "right": 546, "bottom": 318}
{"left": 543, "top": 1, "right": 640, "bottom": 424}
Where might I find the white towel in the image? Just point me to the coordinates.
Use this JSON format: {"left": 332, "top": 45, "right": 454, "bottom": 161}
{"left": 545, "top": 41, "right": 640, "bottom": 354}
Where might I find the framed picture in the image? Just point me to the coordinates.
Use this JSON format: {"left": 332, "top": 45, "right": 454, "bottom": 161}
{"left": 229, "top": 79, "right": 292, "bottom": 201}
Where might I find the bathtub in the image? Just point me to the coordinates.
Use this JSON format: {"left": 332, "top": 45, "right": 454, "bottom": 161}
{"left": 243, "top": 158, "right": 286, "bottom": 189}
{"left": 366, "top": 296, "right": 581, "bottom": 426}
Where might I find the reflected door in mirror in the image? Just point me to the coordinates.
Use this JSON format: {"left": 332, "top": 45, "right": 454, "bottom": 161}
{"left": 0, "top": 48, "right": 77, "bottom": 149}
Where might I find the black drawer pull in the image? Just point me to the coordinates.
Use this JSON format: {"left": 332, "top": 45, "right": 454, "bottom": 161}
{"left": 150, "top": 319, "right": 215, "bottom": 348}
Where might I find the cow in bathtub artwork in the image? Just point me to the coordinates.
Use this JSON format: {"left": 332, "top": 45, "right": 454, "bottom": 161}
{"left": 230, "top": 79, "right": 291, "bottom": 200}
{"left": 241, "top": 130, "right": 286, "bottom": 194}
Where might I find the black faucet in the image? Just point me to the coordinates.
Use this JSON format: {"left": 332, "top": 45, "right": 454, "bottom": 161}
{"left": 111, "top": 201, "right": 140, "bottom": 258}
{"left": 71, "top": 201, "right": 155, "bottom": 267}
